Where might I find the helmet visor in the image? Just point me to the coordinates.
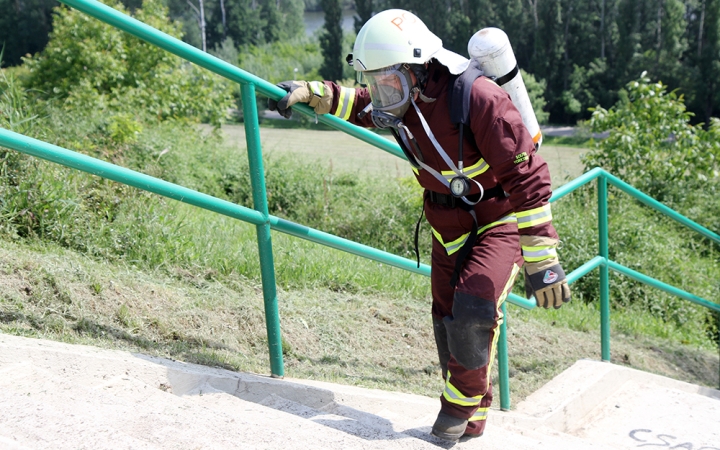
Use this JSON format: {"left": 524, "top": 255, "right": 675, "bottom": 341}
{"left": 360, "top": 65, "right": 412, "bottom": 111}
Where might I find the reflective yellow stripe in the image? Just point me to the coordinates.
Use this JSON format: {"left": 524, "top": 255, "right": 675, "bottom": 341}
{"left": 521, "top": 244, "right": 557, "bottom": 262}
{"left": 432, "top": 228, "right": 469, "bottom": 255}
{"left": 309, "top": 81, "right": 325, "bottom": 96}
{"left": 333, "top": 87, "right": 355, "bottom": 121}
{"left": 440, "top": 159, "right": 489, "bottom": 181}
{"left": 468, "top": 407, "right": 489, "bottom": 422}
{"left": 443, "top": 374, "right": 483, "bottom": 406}
{"left": 432, "top": 214, "right": 517, "bottom": 256}
{"left": 516, "top": 204, "right": 552, "bottom": 229}
{"left": 482, "top": 263, "right": 520, "bottom": 393}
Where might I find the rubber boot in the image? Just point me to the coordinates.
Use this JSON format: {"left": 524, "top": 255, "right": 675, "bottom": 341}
{"left": 431, "top": 411, "right": 468, "bottom": 442}
{"left": 432, "top": 317, "right": 451, "bottom": 380}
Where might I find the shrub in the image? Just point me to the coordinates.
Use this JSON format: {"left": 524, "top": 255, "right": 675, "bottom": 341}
{"left": 22, "top": 0, "right": 233, "bottom": 125}
{"left": 584, "top": 72, "right": 720, "bottom": 204}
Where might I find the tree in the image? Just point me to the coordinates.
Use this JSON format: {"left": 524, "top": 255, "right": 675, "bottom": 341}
{"left": 696, "top": 0, "right": 720, "bottom": 123}
{"left": 0, "top": 0, "right": 57, "bottom": 67}
{"left": 186, "top": 0, "right": 207, "bottom": 51}
{"left": 319, "top": 0, "right": 344, "bottom": 81}
{"left": 354, "top": 0, "right": 373, "bottom": 33}
{"left": 586, "top": 72, "right": 720, "bottom": 199}
{"left": 22, "top": 0, "right": 233, "bottom": 124}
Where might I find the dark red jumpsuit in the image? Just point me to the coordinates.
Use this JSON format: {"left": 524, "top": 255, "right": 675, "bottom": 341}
{"left": 323, "top": 60, "right": 558, "bottom": 436}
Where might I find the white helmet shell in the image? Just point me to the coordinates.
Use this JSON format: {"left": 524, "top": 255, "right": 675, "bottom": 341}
{"left": 353, "top": 9, "right": 470, "bottom": 75}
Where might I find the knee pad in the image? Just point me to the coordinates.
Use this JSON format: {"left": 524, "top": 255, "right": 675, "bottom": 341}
{"left": 442, "top": 291, "right": 497, "bottom": 370}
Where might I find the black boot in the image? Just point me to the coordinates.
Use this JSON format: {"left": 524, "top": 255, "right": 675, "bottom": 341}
{"left": 431, "top": 411, "right": 468, "bottom": 442}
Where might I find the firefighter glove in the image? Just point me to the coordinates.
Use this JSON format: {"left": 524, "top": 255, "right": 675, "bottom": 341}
{"left": 267, "top": 81, "right": 333, "bottom": 119}
{"left": 520, "top": 235, "right": 571, "bottom": 309}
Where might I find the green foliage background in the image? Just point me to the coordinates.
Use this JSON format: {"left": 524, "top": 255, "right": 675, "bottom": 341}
{"left": 21, "top": 0, "right": 233, "bottom": 125}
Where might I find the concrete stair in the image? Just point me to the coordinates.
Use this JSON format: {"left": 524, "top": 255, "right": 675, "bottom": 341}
{"left": 1, "top": 333, "right": 718, "bottom": 449}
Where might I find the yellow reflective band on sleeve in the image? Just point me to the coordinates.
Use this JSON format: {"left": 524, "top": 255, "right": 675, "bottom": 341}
{"left": 443, "top": 374, "right": 483, "bottom": 407}
{"left": 432, "top": 214, "right": 517, "bottom": 256}
{"left": 333, "top": 87, "right": 356, "bottom": 121}
{"left": 440, "top": 159, "right": 489, "bottom": 181}
{"left": 521, "top": 244, "right": 557, "bottom": 262}
{"left": 516, "top": 204, "right": 552, "bottom": 229}
{"left": 468, "top": 407, "right": 489, "bottom": 422}
{"left": 481, "top": 214, "right": 517, "bottom": 234}
{"left": 309, "top": 81, "right": 325, "bottom": 96}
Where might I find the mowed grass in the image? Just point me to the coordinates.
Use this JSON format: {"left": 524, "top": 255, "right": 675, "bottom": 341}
{"left": 1, "top": 122, "right": 718, "bottom": 408}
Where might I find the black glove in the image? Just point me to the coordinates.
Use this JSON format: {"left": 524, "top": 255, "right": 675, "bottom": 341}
{"left": 267, "top": 81, "right": 333, "bottom": 119}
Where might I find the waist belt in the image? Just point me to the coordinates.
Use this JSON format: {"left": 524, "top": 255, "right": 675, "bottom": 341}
{"left": 427, "top": 184, "right": 506, "bottom": 208}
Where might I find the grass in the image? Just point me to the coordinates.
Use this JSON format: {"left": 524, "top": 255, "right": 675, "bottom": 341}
{"left": 2, "top": 237, "right": 717, "bottom": 407}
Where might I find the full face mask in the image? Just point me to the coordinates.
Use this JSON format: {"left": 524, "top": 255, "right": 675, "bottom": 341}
{"left": 359, "top": 64, "right": 417, "bottom": 121}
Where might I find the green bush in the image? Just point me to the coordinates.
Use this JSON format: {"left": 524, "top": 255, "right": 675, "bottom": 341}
{"left": 22, "top": 0, "right": 233, "bottom": 125}
{"left": 237, "top": 36, "right": 324, "bottom": 84}
{"left": 584, "top": 72, "right": 720, "bottom": 204}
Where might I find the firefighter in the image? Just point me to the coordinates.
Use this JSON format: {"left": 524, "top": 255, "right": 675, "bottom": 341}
{"left": 268, "top": 9, "right": 571, "bottom": 442}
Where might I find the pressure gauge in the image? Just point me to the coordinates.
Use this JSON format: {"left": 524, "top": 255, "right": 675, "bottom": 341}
{"left": 450, "top": 176, "right": 471, "bottom": 198}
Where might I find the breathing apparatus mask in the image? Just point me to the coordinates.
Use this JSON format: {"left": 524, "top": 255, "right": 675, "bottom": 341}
{"left": 356, "top": 64, "right": 428, "bottom": 129}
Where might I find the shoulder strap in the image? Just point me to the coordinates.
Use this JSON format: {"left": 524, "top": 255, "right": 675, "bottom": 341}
{"left": 448, "top": 60, "right": 484, "bottom": 127}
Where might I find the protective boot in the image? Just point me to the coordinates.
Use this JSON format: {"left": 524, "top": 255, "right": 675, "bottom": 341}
{"left": 432, "top": 317, "right": 451, "bottom": 379}
{"left": 431, "top": 411, "right": 468, "bottom": 442}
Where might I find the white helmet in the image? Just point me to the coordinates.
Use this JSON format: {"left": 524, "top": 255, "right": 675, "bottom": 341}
{"left": 352, "top": 9, "right": 470, "bottom": 75}
{"left": 352, "top": 10, "right": 470, "bottom": 116}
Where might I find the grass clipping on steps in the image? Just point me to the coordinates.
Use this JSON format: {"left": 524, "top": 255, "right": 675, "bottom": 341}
{"left": 1, "top": 238, "right": 717, "bottom": 407}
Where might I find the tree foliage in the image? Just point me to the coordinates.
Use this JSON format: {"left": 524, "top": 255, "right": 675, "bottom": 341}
{"left": 0, "top": 0, "right": 57, "bottom": 67}
{"left": 352, "top": 0, "right": 720, "bottom": 125}
{"left": 585, "top": 72, "right": 720, "bottom": 201}
{"left": 4, "top": 0, "right": 720, "bottom": 125}
{"left": 319, "top": 0, "right": 344, "bottom": 81}
{"left": 21, "top": 0, "right": 233, "bottom": 124}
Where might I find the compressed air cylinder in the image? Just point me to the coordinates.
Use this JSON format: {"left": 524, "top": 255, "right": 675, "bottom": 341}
{"left": 467, "top": 28, "right": 542, "bottom": 147}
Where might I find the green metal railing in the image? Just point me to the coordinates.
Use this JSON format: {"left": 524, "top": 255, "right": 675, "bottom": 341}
{"left": 2, "top": 0, "right": 718, "bottom": 411}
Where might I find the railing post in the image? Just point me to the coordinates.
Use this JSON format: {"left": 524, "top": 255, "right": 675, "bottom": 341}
{"left": 598, "top": 175, "right": 611, "bottom": 361}
{"left": 498, "top": 301, "right": 511, "bottom": 410}
{"left": 240, "top": 83, "right": 284, "bottom": 377}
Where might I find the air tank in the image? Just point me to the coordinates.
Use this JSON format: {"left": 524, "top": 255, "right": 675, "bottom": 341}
{"left": 468, "top": 28, "right": 542, "bottom": 148}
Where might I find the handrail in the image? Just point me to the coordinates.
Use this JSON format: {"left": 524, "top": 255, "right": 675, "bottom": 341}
{"left": 0, "top": 127, "right": 430, "bottom": 278}
{"left": 3, "top": 0, "right": 717, "bottom": 412}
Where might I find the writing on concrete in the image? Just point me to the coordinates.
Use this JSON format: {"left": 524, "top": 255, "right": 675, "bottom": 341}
{"left": 629, "top": 429, "right": 719, "bottom": 450}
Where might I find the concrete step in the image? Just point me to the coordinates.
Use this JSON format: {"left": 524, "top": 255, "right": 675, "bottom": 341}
{"left": 0, "top": 340, "right": 432, "bottom": 449}
{"left": 1, "top": 333, "right": 719, "bottom": 449}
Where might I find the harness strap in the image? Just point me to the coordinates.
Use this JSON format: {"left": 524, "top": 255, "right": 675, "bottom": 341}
{"left": 413, "top": 204, "right": 425, "bottom": 268}
{"left": 450, "top": 208, "right": 478, "bottom": 288}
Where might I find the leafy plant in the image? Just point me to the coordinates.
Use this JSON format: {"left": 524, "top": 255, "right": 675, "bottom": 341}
{"left": 22, "top": 0, "right": 234, "bottom": 125}
{"left": 584, "top": 72, "right": 720, "bottom": 201}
